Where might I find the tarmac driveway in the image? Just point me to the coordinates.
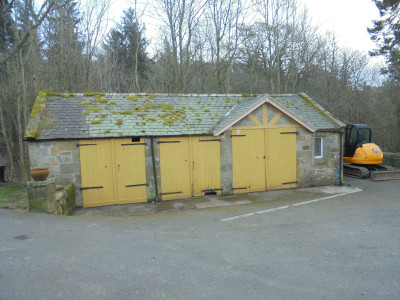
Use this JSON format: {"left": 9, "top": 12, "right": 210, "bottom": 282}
{"left": 1, "top": 178, "right": 399, "bottom": 299}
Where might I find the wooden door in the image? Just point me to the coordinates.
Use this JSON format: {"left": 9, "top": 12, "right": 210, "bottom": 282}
{"left": 192, "top": 136, "right": 221, "bottom": 196}
{"left": 266, "top": 127, "right": 297, "bottom": 190}
{"left": 232, "top": 129, "right": 266, "bottom": 194}
{"left": 80, "top": 139, "right": 115, "bottom": 207}
{"left": 159, "top": 137, "right": 192, "bottom": 200}
{"left": 113, "top": 138, "right": 147, "bottom": 204}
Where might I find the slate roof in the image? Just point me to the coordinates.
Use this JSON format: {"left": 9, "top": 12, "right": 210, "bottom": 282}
{"left": 25, "top": 92, "right": 344, "bottom": 140}
{"left": 270, "top": 93, "right": 346, "bottom": 130}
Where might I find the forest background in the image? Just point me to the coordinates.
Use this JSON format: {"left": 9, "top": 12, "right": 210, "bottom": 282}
{"left": 0, "top": 0, "right": 399, "bottom": 181}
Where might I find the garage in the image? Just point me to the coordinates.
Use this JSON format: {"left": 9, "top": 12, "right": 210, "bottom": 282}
{"left": 26, "top": 92, "right": 344, "bottom": 208}
{"left": 231, "top": 103, "right": 298, "bottom": 194}
{"left": 79, "top": 138, "right": 147, "bottom": 207}
{"left": 159, "top": 136, "right": 221, "bottom": 200}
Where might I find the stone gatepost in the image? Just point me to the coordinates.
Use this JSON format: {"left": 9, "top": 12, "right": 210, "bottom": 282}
{"left": 27, "top": 178, "right": 56, "bottom": 213}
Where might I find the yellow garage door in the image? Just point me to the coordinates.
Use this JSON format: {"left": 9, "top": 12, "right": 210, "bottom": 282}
{"left": 80, "top": 138, "right": 147, "bottom": 207}
{"left": 232, "top": 129, "right": 266, "bottom": 194}
{"left": 192, "top": 136, "right": 221, "bottom": 196}
{"left": 159, "top": 137, "right": 192, "bottom": 200}
{"left": 80, "top": 139, "right": 115, "bottom": 207}
{"left": 113, "top": 138, "right": 147, "bottom": 204}
{"left": 266, "top": 128, "right": 297, "bottom": 190}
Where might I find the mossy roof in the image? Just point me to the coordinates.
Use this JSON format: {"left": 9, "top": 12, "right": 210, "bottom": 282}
{"left": 25, "top": 91, "right": 344, "bottom": 140}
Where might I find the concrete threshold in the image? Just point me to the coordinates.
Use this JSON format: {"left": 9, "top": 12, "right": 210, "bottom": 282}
{"left": 72, "top": 185, "right": 361, "bottom": 217}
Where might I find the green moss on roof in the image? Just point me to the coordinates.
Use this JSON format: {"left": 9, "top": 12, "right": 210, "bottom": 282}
{"left": 126, "top": 95, "right": 137, "bottom": 101}
{"left": 121, "top": 110, "right": 133, "bottom": 115}
{"left": 82, "top": 111, "right": 89, "bottom": 115}
{"left": 30, "top": 97, "right": 44, "bottom": 118}
{"left": 81, "top": 101, "right": 91, "bottom": 105}
{"left": 104, "top": 130, "right": 111, "bottom": 134}
{"left": 110, "top": 101, "right": 116, "bottom": 105}
{"left": 87, "top": 106, "right": 102, "bottom": 112}
{"left": 116, "top": 119, "right": 123, "bottom": 126}
{"left": 25, "top": 129, "right": 39, "bottom": 138}
{"left": 83, "top": 92, "right": 106, "bottom": 96}
{"left": 91, "top": 120, "right": 102, "bottom": 124}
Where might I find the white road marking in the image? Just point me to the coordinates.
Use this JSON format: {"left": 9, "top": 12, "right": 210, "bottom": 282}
{"left": 220, "top": 188, "right": 362, "bottom": 222}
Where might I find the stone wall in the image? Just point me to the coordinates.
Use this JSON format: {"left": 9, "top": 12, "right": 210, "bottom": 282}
{"left": 145, "top": 137, "right": 161, "bottom": 202}
{"left": 28, "top": 129, "right": 341, "bottom": 207}
{"left": 220, "top": 130, "right": 233, "bottom": 195}
{"left": 296, "top": 129, "right": 341, "bottom": 187}
{"left": 28, "top": 140, "right": 83, "bottom": 206}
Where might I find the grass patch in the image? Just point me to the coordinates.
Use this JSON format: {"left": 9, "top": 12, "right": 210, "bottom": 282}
{"left": 0, "top": 183, "right": 28, "bottom": 210}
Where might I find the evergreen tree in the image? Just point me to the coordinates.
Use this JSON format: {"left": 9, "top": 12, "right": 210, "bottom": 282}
{"left": 368, "top": 0, "right": 400, "bottom": 81}
{"left": 104, "top": 7, "right": 148, "bottom": 91}
{"left": 0, "top": 0, "right": 14, "bottom": 53}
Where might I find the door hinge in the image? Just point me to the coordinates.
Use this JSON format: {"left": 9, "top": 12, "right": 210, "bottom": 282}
{"left": 125, "top": 183, "right": 148, "bottom": 188}
{"left": 199, "top": 139, "right": 221, "bottom": 142}
{"left": 80, "top": 186, "right": 103, "bottom": 190}
{"left": 76, "top": 143, "right": 97, "bottom": 147}
{"left": 230, "top": 135, "right": 246, "bottom": 137}
{"left": 280, "top": 132, "right": 297, "bottom": 134}
{"left": 282, "top": 181, "right": 297, "bottom": 185}
{"left": 232, "top": 187, "right": 247, "bottom": 190}
{"left": 121, "top": 143, "right": 147, "bottom": 146}
{"left": 160, "top": 191, "right": 183, "bottom": 195}
{"left": 157, "top": 141, "right": 181, "bottom": 144}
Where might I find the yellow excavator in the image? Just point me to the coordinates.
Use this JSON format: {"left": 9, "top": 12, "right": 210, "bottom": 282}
{"left": 343, "top": 124, "right": 400, "bottom": 180}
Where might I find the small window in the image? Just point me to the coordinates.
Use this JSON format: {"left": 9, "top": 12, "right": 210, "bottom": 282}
{"left": 315, "top": 137, "right": 323, "bottom": 158}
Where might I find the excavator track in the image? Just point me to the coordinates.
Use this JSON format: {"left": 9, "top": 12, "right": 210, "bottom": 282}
{"left": 344, "top": 163, "right": 400, "bottom": 181}
{"left": 343, "top": 163, "right": 370, "bottom": 178}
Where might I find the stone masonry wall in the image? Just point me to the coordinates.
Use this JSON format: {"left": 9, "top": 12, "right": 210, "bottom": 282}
{"left": 297, "top": 129, "right": 341, "bottom": 187}
{"left": 28, "top": 140, "right": 83, "bottom": 206}
{"left": 220, "top": 130, "right": 233, "bottom": 195}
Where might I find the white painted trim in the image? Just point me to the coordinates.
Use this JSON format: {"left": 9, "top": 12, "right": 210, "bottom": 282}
{"left": 213, "top": 94, "right": 316, "bottom": 136}
{"left": 213, "top": 95, "right": 270, "bottom": 135}
{"left": 315, "top": 137, "right": 324, "bottom": 158}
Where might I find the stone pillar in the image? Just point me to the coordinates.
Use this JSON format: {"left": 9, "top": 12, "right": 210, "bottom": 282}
{"left": 27, "top": 178, "right": 56, "bottom": 213}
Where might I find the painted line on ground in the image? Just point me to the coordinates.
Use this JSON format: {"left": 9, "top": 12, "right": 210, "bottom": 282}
{"left": 220, "top": 188, "right": 362, "bottom": 222}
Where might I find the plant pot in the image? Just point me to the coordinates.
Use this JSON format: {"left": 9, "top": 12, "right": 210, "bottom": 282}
{"left": 30, "top": 168, "right": 50, "bottom": 181}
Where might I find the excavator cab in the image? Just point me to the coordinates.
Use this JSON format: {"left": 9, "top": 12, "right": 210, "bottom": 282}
{"left": 344, "top": 124, "right": 372, "bottom": 159}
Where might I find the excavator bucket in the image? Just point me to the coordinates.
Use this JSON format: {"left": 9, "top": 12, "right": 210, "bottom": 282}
{"left": 370, "top": 170, "right": 400, "bottom": 181}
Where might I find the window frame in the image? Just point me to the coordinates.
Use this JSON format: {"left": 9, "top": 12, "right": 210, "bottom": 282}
{"left": 315, "top": 137, "right": 323, "bottom": 159}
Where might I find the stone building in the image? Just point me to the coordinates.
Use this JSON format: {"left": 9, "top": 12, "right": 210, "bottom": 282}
{"left": 26, "top": 91, "right": 345, "bottom": 208}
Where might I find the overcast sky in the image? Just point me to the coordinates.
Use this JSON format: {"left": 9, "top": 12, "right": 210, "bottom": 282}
{"left": 299, "top": 0, "right": 380, "bottom": 55}
{"left": 110, "top": 0, "right": 381, "bottom": 59}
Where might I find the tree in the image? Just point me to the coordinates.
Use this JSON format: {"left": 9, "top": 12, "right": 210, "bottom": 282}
{"left": 368, "top": 0, "right": 400, "bottom": 81}
{"left": 42, "top": 0, "right": 84, "bottom": 91}
{"left": 104, "top": 6, "right": 148, "bottom": 92}
{"left": 0, "top": 0, "right": 55, "bottom": 65}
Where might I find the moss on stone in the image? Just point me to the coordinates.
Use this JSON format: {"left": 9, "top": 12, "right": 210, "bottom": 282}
{"left": 83, "top": 92, "right": 106, "bottom": 96}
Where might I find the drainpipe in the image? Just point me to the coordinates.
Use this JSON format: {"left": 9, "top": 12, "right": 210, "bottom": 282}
{"left": 339, "top": 130, "right": 344, "bottom": 185}
{"left": 150, "top": 137, "right": 160, "bottom": 201}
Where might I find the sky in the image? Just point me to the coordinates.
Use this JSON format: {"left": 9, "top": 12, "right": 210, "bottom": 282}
{"left": 299, "top": 0, "right": 380, "bottom": 56}
{"left": 110, "top": 0, "right": 381, "bottom": 61}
